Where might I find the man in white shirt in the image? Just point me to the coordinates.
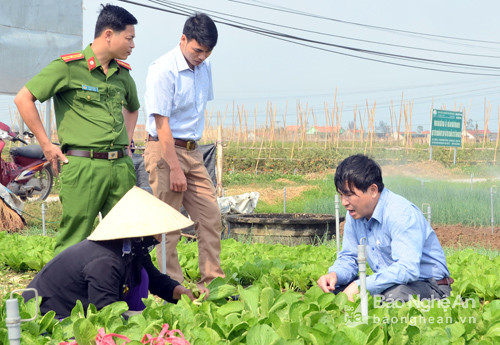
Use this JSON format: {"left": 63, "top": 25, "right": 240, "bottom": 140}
{"left": 143, "top": 13, "right": 224, "bottom": 287}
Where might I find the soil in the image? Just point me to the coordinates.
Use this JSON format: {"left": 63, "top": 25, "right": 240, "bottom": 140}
{"left": 225, "top": 160, "right": 500, "bottom": 250}
{"left": 433, "top": 225, "right": 500, "bottom": 250}
{"left": 335, "top": 222, "right": 499, "bottom": 250}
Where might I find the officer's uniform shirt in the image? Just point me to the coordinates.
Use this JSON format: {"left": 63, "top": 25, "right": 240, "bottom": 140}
{"left": 26, "top": 44, "right": 140, "bottom": 151}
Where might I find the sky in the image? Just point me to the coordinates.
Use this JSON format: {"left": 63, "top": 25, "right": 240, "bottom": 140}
{"left": 2, "top": 0, "right": 500, "bottom": 133}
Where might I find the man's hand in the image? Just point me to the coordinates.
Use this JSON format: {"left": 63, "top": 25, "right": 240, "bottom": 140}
{"left": 41, "top": 142, "right": 68, "bottom": 175}
{"left": 317, "top": 272, "right": 338, "bottom": 293}
{"left": 14, "top": 86, "right": 67, "bottom": 175}
{"left": 343, "top": 282, "right": 360, "bottom": 302}
{"left": 169, "top": 167, "right": 187, "bottom": 192}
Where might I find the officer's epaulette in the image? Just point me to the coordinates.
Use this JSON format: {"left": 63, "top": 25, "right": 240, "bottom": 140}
{"left": 116, "top": 59, "right": 132, "bottom": 70}
{"left": 60, "top": 52, "right": 84, "bottom": 63}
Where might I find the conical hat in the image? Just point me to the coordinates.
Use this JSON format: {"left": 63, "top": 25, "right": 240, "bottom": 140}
{"left": 88, "top": 186, "right": 194, "bottom": 241}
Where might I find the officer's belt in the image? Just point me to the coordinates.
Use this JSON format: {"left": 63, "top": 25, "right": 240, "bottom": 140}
{"left": 148, "top": 135, "right": 198, "bottom": 151}
{"left": 65, "top": 149, "right": 127, "bottom": 160}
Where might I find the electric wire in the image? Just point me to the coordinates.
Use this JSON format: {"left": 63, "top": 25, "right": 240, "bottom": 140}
{"left": 120, "top": 0, "right": 500, "bottom": 76}
{"left": 229, "top": 0, "right": 500, "bottom": 46}
{"left": 150, "top": 0, "right": 500, "bottom": 59}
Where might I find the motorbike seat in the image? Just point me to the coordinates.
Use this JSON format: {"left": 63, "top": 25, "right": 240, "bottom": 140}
{"left": 10, "top": 145, "right": 44, "bottom": 159}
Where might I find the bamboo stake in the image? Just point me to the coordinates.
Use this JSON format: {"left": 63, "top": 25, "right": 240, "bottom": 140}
{"left": 230, "top": 101, "right": 235, "bottom": 145}
{"left": 409, "top": 101, "right": 413, "bottom": 148}
{"left": 312, "top": 109, "right": 317, "bottom": 143}
{"left": 360, "top": 109, "right": 367, "bottom": 153}
{"left": 462, "top": 104, "right": 467, "bottom": 148}
{"left": 366, "top": 101, "right": 371, "bottom": 153}
{"left": 352, "top": 105, "right": 357, "bottom": 148}
{"left": 290, "top": 102, "right": 299, "bottom": 160}
{"left": 300, "top": 103, "right": 309, "bottom": 149}
{"left": 336, "top": 103, "right": 343, "bottom": 149}
{"left": 298, "top": 102, "right": 304, "bottom": 149}
{"left": 332, "top": 88, "right": 337, "bottom": 148}
{"left": 255, "top": 107, "right": 269, "bottom": 174}
{"left": 244, "top": 108, "right": 249, "bottom": 144}
{"left": 397, "top": 92, "right": 403, "bottom": 144}
{"left": 464, "top": 100, "right": 472, "bottom": 145}
{"left": 282, "top": 101, "right": 288, "bottom": 147}
{"left": 484, "top": 101, "right": 491, "bottom": 148}
{"left": 372, "top": 101, "right": 376, "bottom": 151}
{"left": 494, "top": 106, "right": 499, "bottom": 163}
{"left": 206, "top": 107, "right": 214, "bottom": 134}
{"left": 324, "top": 102, "right": 329, "bottom": 150}
{"left": 390, "top": 100, "right": 394, "bottom": 144}
{"left": 331, "top": 102, "right": 336, "bottom": 148}
{"left": 236, "top": 105, "right": 243, "bottom": 147}
{"left": 334, "top": 103, "right": 340, "bottom": 147}
{"left": 252, "top": 104, "right": 257, "bottom": 147}
{"left": 403, "top": 103, "right": 409, "bottom": 152}
{"left": 216, "top": 125, "right": 223, "bottom": 197}
{"left": 269, "top": 103, "right": 277, "bottom": 149}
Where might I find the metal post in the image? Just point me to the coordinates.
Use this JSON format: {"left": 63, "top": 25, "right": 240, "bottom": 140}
{"left": 335, "top": 194, "right": 340, "bottom": 257}
{"left": 283, "top": 187, "right": 286, "bottom": 213}
{"left": 453, "top": 147, "right": 457, "bottom": 165}
{"left": 161, "top": 233, "right": 167, "bottom": 274}
{"left": 422, "top": 203, "right": 431, "bottom": 225}
{"left": 358, "top": 238, "right": 368, "bottom": 323}
{"left": 491, "top": 186, "right": 497, "bottom": 234}
{"left": 41, "top": 202, "right": 46, "bottom": 236}
{"left": 427, "top": 205, "right": 432, "bottom": 226}
{"left": 6, "top": 288, "right": 38, "bottom": 345}
{"left": 5, "top": 299, "right": 20, "bottom": 345}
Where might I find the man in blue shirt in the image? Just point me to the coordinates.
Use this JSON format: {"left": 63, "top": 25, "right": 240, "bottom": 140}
{"left": 317, "top": 154, "right": 452, "bottom": 302}
{"left": 143, "top": 13, "right": 224, "bottom": 288}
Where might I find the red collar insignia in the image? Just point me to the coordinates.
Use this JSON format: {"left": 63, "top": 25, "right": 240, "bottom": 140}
{"left": 88, "top": 57, "right": 97, "bottom": 71}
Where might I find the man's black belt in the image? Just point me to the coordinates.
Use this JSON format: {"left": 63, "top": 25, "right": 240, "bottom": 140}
{"left": 148, "top": 135, "right": 197, "bottom": 151}
{"left": 65, "top": 149, "right": 127, "bottom": 160}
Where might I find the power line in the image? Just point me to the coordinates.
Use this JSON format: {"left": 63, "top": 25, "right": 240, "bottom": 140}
{"left": 148, "top": 0, "right": 500, "bottom": 59}
{"left": 120, "top": 0, "right": 500, "bottom": 76}
{"left": 229, "top": 0, "right": 500, "bottom": 46}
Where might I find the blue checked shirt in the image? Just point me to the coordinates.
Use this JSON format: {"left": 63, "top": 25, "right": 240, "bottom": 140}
{"left": 329, "top": 188, "right": 450, "bottom": 295}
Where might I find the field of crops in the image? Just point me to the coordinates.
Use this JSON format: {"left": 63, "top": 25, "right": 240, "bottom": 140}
{"left": 0, "top": 232, "right": 499, "bottom": 344}
{"left": 1, "top": 142, "right": 499, "bottom": 344}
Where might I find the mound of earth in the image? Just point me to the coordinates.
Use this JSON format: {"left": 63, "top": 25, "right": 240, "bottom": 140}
{"left": 433, "top": 225, "right": 500, "bottom": 250}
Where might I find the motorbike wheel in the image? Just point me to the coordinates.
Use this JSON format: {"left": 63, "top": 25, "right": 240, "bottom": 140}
{"left": 26, "top": 165, "right": 54, "bottom": 201}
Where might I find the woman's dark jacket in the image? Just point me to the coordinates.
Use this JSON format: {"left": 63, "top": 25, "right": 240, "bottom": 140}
{"left": 22, "top": 238, "right": 180, "bottom": 319}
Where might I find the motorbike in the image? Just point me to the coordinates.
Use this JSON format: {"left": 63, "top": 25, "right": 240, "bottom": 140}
{"left": 0, "top": 121, "right": 53, "bottom": 201}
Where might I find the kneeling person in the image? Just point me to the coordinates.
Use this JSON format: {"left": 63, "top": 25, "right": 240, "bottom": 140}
{"left": 317, "top": 154, "right": 452, "bottom": 303}
{"left": 23, "top": 187, "right": 206, "bottom": 318}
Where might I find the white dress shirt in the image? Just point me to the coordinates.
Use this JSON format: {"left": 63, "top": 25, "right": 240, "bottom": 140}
{"left": 144, "top": 45, "right": 213, "bottom": 140}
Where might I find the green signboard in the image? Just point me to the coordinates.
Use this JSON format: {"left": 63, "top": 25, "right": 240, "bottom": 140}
{"left": 430, "top": 109, "right": 463, "bottom": 147}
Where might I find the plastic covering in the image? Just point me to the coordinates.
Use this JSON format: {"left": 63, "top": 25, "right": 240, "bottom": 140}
{"left": 132, "top": 144, "right": 259, "bottom": 215}
{"left": 0, "top": 184, "right": 24, "bottom": 218}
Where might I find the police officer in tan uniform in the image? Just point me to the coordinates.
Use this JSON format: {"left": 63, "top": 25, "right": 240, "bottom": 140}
{"left": 14, "top": 4, "right": 140, "bottom": 254}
